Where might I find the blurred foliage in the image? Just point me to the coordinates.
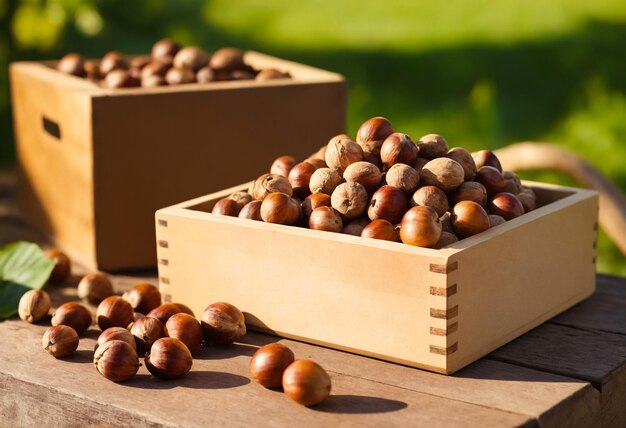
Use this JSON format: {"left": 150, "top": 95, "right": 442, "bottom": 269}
{"left": 1, "top": 0, "right": 625, "bottom": 274}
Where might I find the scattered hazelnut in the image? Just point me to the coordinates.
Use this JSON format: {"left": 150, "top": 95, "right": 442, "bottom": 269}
{"left": 260, "top": 192, "right": 302, "bottom": 225}
{"left": 356, "top": 117, "right": 394, "bottom": 157}
{"left": 252, "top": 173, "right": 293, "bottom": 200}
{"left": 45, "top": 248, "right": 71, "bottom": 284}
{"left": 385, "top": 163, "right": 420, "bottom": 194}
{"left": 94, "top": 340, "right": 140, "bottom": 382}
{"left": 95, "top": 326, "right": 137, "bottom": 352}
{"left": 270, "top": 155, "right": 298, "bottom": 177}
{"left": 368, "top": 185, "right": 408, "bottom": 224}
{"left": 18, "top": 289, "right": 51, "bottom": 323}
{"left": 451, "top": 201, "right": 491, "bottom": 238}
{"left": 282, "top": 360, "right": 331, "bottom": 406}
{"left": 380, "top": 133, "right": 418, "bottom": 168}
{"left": 399, "top": 206, "right": 442, "bottom": 247}
{"left": 249, "top": 343, "right": 295, "bottom": 389}
{"left": 446, "top": 147, "right": 477, "bottom": 181}
{"left": 448, "top": 181, "right": 488, "bottom": 207}
{"left": 145, "top": 337, "right": 192, "bottom": 379}
{"left": 164, "top": 313, "right": 203, "bottom": 352}
{"left": 361, "top": 219, "right": 399, "bottom": 242}
{"left": 239, "top": 200, "right": 263, "bottom": 221}
{"left": 77, "top": 273, "right": 114, "bottom": 305}
{"left": 51, "top": 302, "right": 92, "bottom": 334}
{"left": 410, "top": 185, "right": 449, "bottom": 217}
{"left": 302, "top": 193, "right": 332, "bottom": 220}
{"left": 309, "top": 206, "right": 343, "bottom": 233}
{"left": 146, "top": 303, "right": 182, "bottom": 325}
{"left": 130, "top": 316, "right": 165, "bottom": 355}
{"left": 57, "top": 53, "right": 86, "bottom": 77}
{"left": 43, "top": 325, "right": 79, "bottom": 358}
{"left": 416, "top": 134, "right": 449, "bottom": 159}
{"left": 330, "top": 182, "right": 369, "bottom": 219}
{"left": 96, "top": 296, "right": 134, "bottom": 331}
{"left": 122, "top": 283, "right": 161, "bottom": 314}
{"left": 343, "top": 161, "right": 382, "bottom": 194}
{"left": 472, "top": 150, "right": 502, "bottom": 172}
{"left": 288, "top": 161, "right": 317, "bottom": 198}
{"left": 325, "top": 136, "right": 363, "bottom": 172}
{"left": 173, "top": 46, "right": 209, "bottom": 71}
{"left": 421, "top": 158, "right": 465, "bottom": 192}
{"left": 309, "top": 168, "right": 343, "bottom": 195}
{"left": 210, "top": 47, "right": 246, "bottom": 71}
{"left": 201, "top": 302, "right": 246, "bottom": 344}
{"left": 489, "top": 192, "right": 525, "bottom": 220}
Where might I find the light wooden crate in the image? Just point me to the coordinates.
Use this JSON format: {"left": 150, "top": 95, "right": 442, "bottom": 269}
{"left": 10, "top": 52, "right": 346, "bottom": 271}
{"left": 155, "top": 181, "right": 598, "bottom": 374}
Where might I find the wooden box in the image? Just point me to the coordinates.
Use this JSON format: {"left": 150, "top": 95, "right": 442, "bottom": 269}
{"left": 155, "top": 181, "right": 598, "bottom": 374}
{"left": 10, "top": 52, "right": 346, "bottom": 271}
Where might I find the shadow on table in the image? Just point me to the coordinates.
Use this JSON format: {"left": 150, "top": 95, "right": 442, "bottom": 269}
{"left": 313, "top": 395, "right": 408, "bottom": 414}
{"left": 124, "top": 370, "right": 250, "bottom": 390}
{"left": 194, "top": 342, "right": 260, "bottom": 360}
{"left": 60, "top": 349, "right": 93, "bottom": 364}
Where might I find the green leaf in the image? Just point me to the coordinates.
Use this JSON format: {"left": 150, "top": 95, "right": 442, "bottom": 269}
{"left": 0, "top": 242, "right": 54, "bottom": 319}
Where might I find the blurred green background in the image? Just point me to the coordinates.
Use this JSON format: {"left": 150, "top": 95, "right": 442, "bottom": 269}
{"left": 1, "top": 0, "right": 625, "bottom": 274}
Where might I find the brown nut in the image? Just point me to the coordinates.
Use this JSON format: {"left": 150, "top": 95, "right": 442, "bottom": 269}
{"left": 96, "top": 296, "right": 134, "bottom": 331}
{"left": 212, "top": 198, "right": 242, "bottom": 216}
{"left": 229, "top": 69, "right": 255, "bottom": 80}
{"left": 140, "top": 60, "right": 170, "bottom": 80}
{"left": 145, "top": 337, "right": 192, "bottom": 379}
{"left": 100, "top": 51, "right": 129, "bottom": 75}
{"left": 302, "top": 193, "right": 332, "bottom": 220}
{"left": 94, "top": 340, "right": 140, "bottom": 382}
{"left": 421, "top": 158, "right": 465, "bottom": 192}
{"left": 210, "top": 47, "right": 246, "bottom": 71}
{"left": 475, "top": 166, "right": 506, "bottom": 195}
{"left": 440, "top": 211, "right": 454, "bottom": 234}
{"left": 417, "top": 134, "right": 449, "bottom": 159}
{"left": 472, "top": 150, "right": 502, "bottom": 172}
{"left": 385, "top": 163, "right": 420, "bottom": 194}
{"left": 342, "top": 218, "right": 370, "bottom": 236}
{"left": 57, "top": 53, "right": 86, "bottom": 77}
{"left": 165, "top": 67, "right": 196, "bottom": 85}
{"left": 451, "top": 201, "right": 491, "bottom": 238}
{"left": 309, "top": 206, "right": 343, "bottom": 233}
{"left": 249, "top": 343, "right": 295, "bottom": 388}
{"left": 380, "top": 133, "right": 418, "bottom": 168}
{"left": 399, "top": 206, "right": 442, "bottom": 247}
{"left": 85, "top": 60, "right": 102, "bottom": 81}
{"left": 95, "top": 326, "right": 136, "bottom": 352}
{"left": 282, "top": 359, "right": 332, "bottom": 406}
{"left": 517, "top": 188, "right": 537, "bottom": 212}
{"left": 448, "top": 181, "right": 488, "bottom": 207}
{"left": 256, "top": 68, "right": 290, "bottom": 81}
{"left": 270, "top": 155, "right": 297, "bottom": 177}
{"left": 227, "top": 191, "right": 253, "bottom": 208}
{"left": 45, "top": 248, "right": 71, "bottom": 284}
{"left": 252, "top": 173, "right": 293, "bottom": 200}
{"left": 502, "top": 171, "right": 523, "bottom": 195}
{"left": 288, "top": 161, "right": 317, "bottom": 198}
{"left": 201, "top": 302, "right": 246, "bottom": 344}
{"left": 196, "top": 66, "right": 216, "bottom": 83}
{"left": 123, "top": 283, "right": 161, "bottom": 314}
{"left": 361, "top": 219, "right": 399, "bottom": 242}
{"left": 330, "top": 182, "right": 369, "bottom": 220}
{"left": 151, "top": 38, "right": 181, "bottom": 63}
{"left": 488, "top": 192, "right": 525, "bottom": 220}
{"left": 343, "top": 161, "right": 382, "bottom": 194}
{"left": 368, "top": 185, "right": 408, "bottom": 224}
{"left": 433, "top": 231, "right": 460, "bottom": 249}
{"left": 146, "top": 303, "right": 183, "bottom": 325}
{"left": 77, "top": 273, "right": 114, "bottom": 305}
{"left": 239, "top": 200, "right": 263, "bottom": 221}
{"left": 51, "top": 302, "right": 92, "bottom": 334}
{"left": 309, "top": 168, "right": 343, "bottom": 195}
{"left": 489, "top": 214, "right": 506, "bottom": 227}
{"left": 356, "top": 117, "right": 394, "bottom": 157}
{"left": 260, "top": 192, "right": 302, "bottom": 226}
{"left": 18, "top": 289, "right": 51, "bottom": 323}
{"left": 325, "top": 136, "right": 363, "bottom": 172}
{"left": 173, "top": 46, "right": 209, "bottom": 71}
{"left": 142, "top": 74, "right": 166, "bottom": 88}
{"left": 164, "top": 313, "right": 203, "bottom": 353}
{"left": 446, "top": 147, "right": 477, "bottom": 181}
{"left": 130, "top": 316, "right": 165, "bottom": 355}
{"left": 413, "top": 157, "right": 429, "bottom": 174}
{"left": 43, "top": 325, "right": 79, "bottom": 358}
{"left": 410, "top": 185, "right": 449, "bottom": 217}
{"left": 102, "top": 69, "right": 140, "bottom": 88}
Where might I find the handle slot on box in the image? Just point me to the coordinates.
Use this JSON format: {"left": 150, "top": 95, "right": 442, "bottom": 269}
{"left": 42, "top": 116, "right": 61, "bottom": 140}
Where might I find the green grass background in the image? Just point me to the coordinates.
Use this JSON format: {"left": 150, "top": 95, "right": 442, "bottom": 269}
{"left": 1, "top": 0, "right": 625, "bottom": 274}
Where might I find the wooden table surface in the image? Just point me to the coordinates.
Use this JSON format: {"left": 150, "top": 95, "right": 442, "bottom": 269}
{"left": 1, "top": 172, "right": 625, "bottom": 428}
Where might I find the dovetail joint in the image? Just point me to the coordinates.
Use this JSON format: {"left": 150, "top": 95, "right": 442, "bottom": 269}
{"left": 158, "top": 240, "right": 169, "bottom": 248}
{"left": 430, "top": 261, "right": 458, "bottom": 274}
{"left": 430, "top": 342, "right": 458, "bottom": 356}
{"left": 160, "top": 277, "right": 170, "bottom": 285}
{"left": 158, "top": 219, "right": 168, "bottom": 227}
{"left": 159, "top": 258, "right": 169, "bottom": 266}
{"left": 430, "top": 284, "right": 458, "bottom": 297}
{"left": 430, "top": 305, "right": 459, "bottom": 320}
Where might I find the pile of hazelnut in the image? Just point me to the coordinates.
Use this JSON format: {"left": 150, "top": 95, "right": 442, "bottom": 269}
{"left": 17, "top": 249, "right": 331, "bottom": 406}
{"left": 212, "top": 117, "right": 537, "bottom": 248}
{"left": 56, "top": 38, "right": 291, "bottom": 89}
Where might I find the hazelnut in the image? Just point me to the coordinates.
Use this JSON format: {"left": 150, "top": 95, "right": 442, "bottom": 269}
{"left": 416, "top": 134, "right": 448, "bottom": 159}
{"left": 165, "top": 67, "right": 196, "bottom": 85}
{"left": 309, "top": 168, "right": 343, "bottom": 195}
{"left": 151, "top": 38, "right": 181, "bottom": 63}
{"left": 476, "top": 166, "right": 506, "bottom": 195}
{"left": 472, "top": 150, "right": 503, "bottom": 172}
{"left": 130, "top": 316, "right": 165, "bottom": 354}
{"left": 102, "top": 70, "right": 140, "bottom": 89}
{"left": 228, "top": 191, "right": 253, "bottom": 208}
{"left": 448, "top": 181, "right": 488, "bottom": 207}
{"left": 451, "top": 201, "right": 491, "bottom": 238}
{"left": 18, "top": 289, "right": 51, "bottom": 323}
{"left": 95, "top": 326, "right": 136, "bottom": 352}
{"left": 147, "top": 303, "right": 182, "bottom": 325}
{"left": 413, "top": 157, "right": 429, "bottom": 174}
{"left": 196, "top": 66, "right": 216, "bottom": 83}
{"left": 282, "top": 360, "right": 331, "bottom": 406}
{"left": 57, "top": 53, "right": 86, "bottom": 77}
{"left": 440, "top": 211, "right": 454, "bottom": 234}
{"left": 489, "top": 214, "right": 506, "bottom": 227}
{"left": 260, "top": 193, "right": 302, "bottom": 225}
{"left": 270, "top": 155, "right": 297, "bottom": 177}
{"left": 399, "top": 206, "right": 442, "bottom": 247}
{"left": 145, "top": 337, "right": 192, "bottom": 379}
{"left": 45, "top": 248, "right": 71, "bottom": 284}
{"left": 249, "top": 343, "right": 295, "bottom": 388}
{"left": 210, "top": 47, "right": 246, "bottom": 71}
{"left": 368, "top": 185, "right": 408, "bottom": 224}
{"left": 361, "top": 219, "right": 399, "bottom": 242}
{"left": 309, "top": 206, "right": 343, "bottom": 233}
{"left": 43, "top": 325, "right": 79, "bottom": 358}
{"left": 502, "top": 171, "right": 523, "bottom": 195}
{"left": 325, "top": 136, "right": 363, "bottom": 172}
{"left": 343, "top": 161, "right": 382, "bottom": 194}
{"left": 77, "top": 273, "right": 114, "bottom": 305}
{"left": 85, "top": 60, "right": 102, "bottom": 81}
{"left": 94, "top": 340, "right": 140, "bottom": 382}
{"left": 252, "top": 173, "right": 293, "bottom": 200}
{"left": 100, "top": 51, "right": 129, "bottom": 75}
{"left": 446, "top": 147, "right": 477, "bottom": 181}
{"left": 96, "top": 296, "right": 134, "bottom": 331}
{"left": 362, "top": 152, "right": 384, "bottom": 170}
{"left": 164, "top": 313, "right": 203, "bottom": 352}
{"left": 288, "top": 161, "right": 317, "bottom": 198}
{"left": 380, "top": 133, "right": 418, "bottom": 168}
{"left": 130, "top": 56, "right": 150, "bottom": 71}
{"left": 421, "top": 158, "right": 465, "bottom": 192}
{"left": 256, "top": 69, "right": 290, "bottom": 81}
{"left": 410, "top": 186, "right": 449, "bottom": 217}
{"left": 489, "top": 192, "right": 525, "bottom": 220}
{"left": 175, "top": 303, "right": 195, "bottom": 317}
{"left": 173, "top": 46, "right": 209, "bottom": 71}
{"left": 302, "top": 193, "right": 332, "bottom": 220}
{"left": 140, "top": 60, "right": 171, "bottom": 80}
{"left": 51, "top": 302, "right": 92, "bottom": 334}
{"left": 517, "top": 188, "right": 537, "bottom": 212}
{"left": 385, "top": 163, "right": 420, "bottom": 194}
{"left": 239, "top": 200, "right": 263, "bottom": 221}
{"left": 212, "top": 198, "right": 242, "bottom": 216}
{"left": 306, "top": 157, "right": 327, "bottom": 169}
{"left": 142, "top": 74, "right": 166, "bottom": 87}
{"left": 201, "top": 302, "right": 246, "bottom": 344}
{"left": 123, "top": 283, "right": 161, "bottom": 314}
{"left": 342, "top": 218, "right": 370, "bottom": 236}
{"left": 356, "top": 117, "right": 394, "bottom": 157}
{"left": 229, "top": 69, "right": 256, "bottom": 80}
{"left": 433, "top": 231, "right": 460, "bottom": 249}
{"left": 330, "top": 182, "right": 368, "bottom": 220}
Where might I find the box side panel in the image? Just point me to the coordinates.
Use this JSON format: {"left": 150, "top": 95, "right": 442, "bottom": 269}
{"left": 447, "top": 193, "right": 598, "bottom": 373}
{"left": 10, "top": 64, "right": 96, "bottom": 267}
{"left": 93, "top": 81, "right": 346, "bottom": 270}
{"left": 156, "top": 210, "right": 450, "bottom": 372}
